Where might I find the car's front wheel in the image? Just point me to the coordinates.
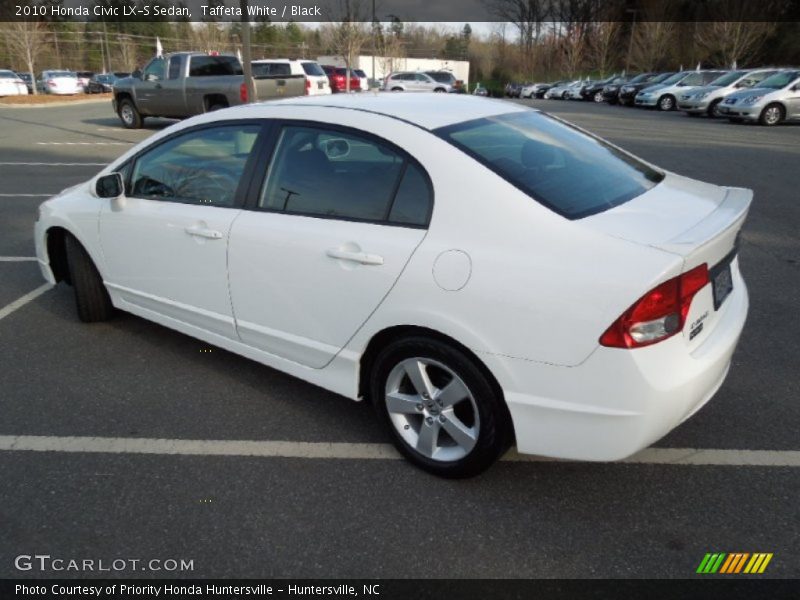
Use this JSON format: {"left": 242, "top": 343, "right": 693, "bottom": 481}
{"left": 370, "top": 336, "right": 512, "bottom": 478}
{"left": 657, "top": 94, "right": 675, "bottom": 111}
{"left": 593, "top": 91, "right": 603, "bottom": 103}
{"left": 118, "top": 98, "right": 143, "bottom": 129}
{"left": 759, "top": 103, "right": 784, "bottom": 126}
{"left": 64, "top": 235, "right": 114, "bottom": 323}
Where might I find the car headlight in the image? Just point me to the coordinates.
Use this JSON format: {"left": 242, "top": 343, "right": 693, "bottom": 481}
{"left": 696, "top": 92, "right": 710, "bottom": 100}
{"left": 742, "top": 95, "right": 764, "bottom": 105}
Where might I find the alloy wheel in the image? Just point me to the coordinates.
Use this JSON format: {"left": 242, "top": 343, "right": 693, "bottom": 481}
{"left": 384, "top": 357, "right": 479, "bottom": 462}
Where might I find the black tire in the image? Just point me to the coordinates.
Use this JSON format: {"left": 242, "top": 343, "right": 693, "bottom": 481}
{"left": 117, "top": 98, "right": 143, "bottom": 129}
{"left": 707, "top": 99, "right": 723, "bottom": 118}
{"left": 370, "top": 336, "right": 512, "bottom": 478}
{"left": 657, "top": 94, "right": 675, "bottom": 111}
{"left": 206, "top": 102, "right": 227, "bottom": 112}
{"left": 759, "top": 103, "right": 784, "bottom": 126}
{"left": 65, "top": 235, "right": 114, "bottom": 323}
{"left": 593, "top": 91, "right": 604, "bottom": 103}
{"left": 433, "top": 87, "right": 446, "bottom": 93}
{"left": 391, "top": 87, "right": 403, "bottom": 92}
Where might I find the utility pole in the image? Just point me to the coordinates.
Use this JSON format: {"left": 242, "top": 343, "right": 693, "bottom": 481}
{"left": 371, "top": 0, "right": 375, "bottom": 87}
{"left": 102, "top": 19, "right": 110, "bottom": 73}
{"left": 239, "top": 0, "right": 255, "bottom": 102}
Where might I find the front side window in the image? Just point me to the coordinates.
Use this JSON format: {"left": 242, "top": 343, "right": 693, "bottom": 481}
{"left": 143, "top": 58, "right": 165, "bottom": 81}
{"left": 168, "top": 56, "right": 183, "bottom": 80}
{"left": 437, "top": 111, "right": 663, "bottom": 219}
{"left": 259, "top": 125, "right": 431, "bottom": 226}
{"left": 130, "top": 125, "right": 261, "bottom": 206}
{"left": 301, "top": 62, "right": 326, "bottom": 77}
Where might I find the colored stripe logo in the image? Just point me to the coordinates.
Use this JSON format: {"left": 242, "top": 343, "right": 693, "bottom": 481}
{"left": 697, "top": 553, "right": 773, "bottom": 574}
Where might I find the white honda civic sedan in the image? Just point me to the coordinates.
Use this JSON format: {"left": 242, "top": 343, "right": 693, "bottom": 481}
{"left": 34, "top": 94, "right": 750, "bottom": 477}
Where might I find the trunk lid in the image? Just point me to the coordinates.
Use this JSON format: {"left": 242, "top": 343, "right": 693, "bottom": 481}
{"left": 585, "top": 173, "right": 752, "bottom": 350}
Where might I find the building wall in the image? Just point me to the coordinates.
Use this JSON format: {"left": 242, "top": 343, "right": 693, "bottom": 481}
{"left": 316, "top": 55, "right": 470, "bottom": 86}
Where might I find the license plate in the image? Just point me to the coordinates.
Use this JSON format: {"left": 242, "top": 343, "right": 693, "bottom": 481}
{"left": 711, "top": 260, "right": 734, "bottom": 310}
{"left": 318, "top": 81, "right": 324, "bottom": 89}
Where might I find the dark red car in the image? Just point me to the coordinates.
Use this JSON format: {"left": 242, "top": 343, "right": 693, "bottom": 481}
{"left": 322, "top": 65, "right": 361, "bottom": 93}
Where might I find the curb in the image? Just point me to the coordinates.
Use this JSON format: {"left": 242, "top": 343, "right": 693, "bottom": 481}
{"left": 0, "top": 97, "right": 113, "bottom": 109}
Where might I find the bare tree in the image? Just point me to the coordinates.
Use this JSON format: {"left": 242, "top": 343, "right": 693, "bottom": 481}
{"left": 117, "top": 35, "right": 138, "bottom": 72}
{"left": 485, "top": 0, "right": 549, "bottom": 72}
{"left": 7, "top": 22, "right": 50, "bottom": 94}
{"left": 559, "top": 25, "right": 586, "bottom": 78}
{"left": 326, "top": 0, "right": 371, "bottom": 92}
{"left": 629, "top": 21, "right": 676, "bottom": 71}
{"left": 588, "top": 21, "right": 620, "bottom": 76}
{"left": 694, "top": 21, "right": 777, "bottom": 67}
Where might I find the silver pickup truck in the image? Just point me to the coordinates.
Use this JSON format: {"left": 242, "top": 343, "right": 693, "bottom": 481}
{"left": 112, "top": 52, "right": 306, "bottom": 129}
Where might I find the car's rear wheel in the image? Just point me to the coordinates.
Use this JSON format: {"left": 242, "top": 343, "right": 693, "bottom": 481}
{"left": 433, "top": 88, "right": 446, "bottom": 93}
{"left": 391, "top": 87, "right": 403, "bottom": 92}
{"left": 657, "top": 94, "right": 675, "bottom": 111}
{"left": 118, "top": 98, "right": 143, "bottom": 129}
{"left": 370, "top": 336, "right": 512, "bottom": 478}
{"left": 708, "top": 99, "right": 723, "bottom": 118}
{"left": 64, "top": 235, "right": 114, "bottom": 323}
{"left": 759, "top": 103, "right": 784, "bottom": 126}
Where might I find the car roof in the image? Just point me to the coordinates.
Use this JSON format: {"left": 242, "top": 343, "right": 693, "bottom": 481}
{"left": 224, "top": 93, "right": 530, "bottom": 130}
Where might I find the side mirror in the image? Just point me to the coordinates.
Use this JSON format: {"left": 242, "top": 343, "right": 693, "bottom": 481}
{"left": 96, "top": 173, "right": 124, "bottom": 198}
{"left": 131, "top": 69, "right": 142, "bottom": 79}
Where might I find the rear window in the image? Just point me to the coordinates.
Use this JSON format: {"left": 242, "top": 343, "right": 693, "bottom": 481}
{"left": 189, "top": 56, "right": 242, "bottom": 77}
{"left": 436, "top": 111, "right": 663, "bottom": 219}
{"left": 301, "top": 62, "right": 325, "bottom": 76}
{"left": 354, "top": 69, "right": 367, "bottom": 78}
{"left": 0, "top": 71, "right": 16, "bottom": 78}
{"left": 252, "top": 62, "right": 291, "bottom": 77}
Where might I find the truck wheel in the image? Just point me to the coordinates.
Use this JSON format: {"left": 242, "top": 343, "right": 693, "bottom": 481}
{"left": 206, "top": 102, "right": 227, "bottom": 112}
{"left": 118, "top": 98, "right": 143, "bottom": 129}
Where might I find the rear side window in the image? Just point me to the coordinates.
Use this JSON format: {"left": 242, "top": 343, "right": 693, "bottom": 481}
{"left": 259, "top": 125, "right": 431, "bottom": 226}
{"left": 436, "top": 111, "right": 663, "bottom": 219}
{"left": 189, "top": 56, "right": 243, "bottom": 77}
{"left": 301, "top": 62, "right": 325, "bottom": 76}
{"left": 130, "top": 125, "right": 260, "bottom": 207}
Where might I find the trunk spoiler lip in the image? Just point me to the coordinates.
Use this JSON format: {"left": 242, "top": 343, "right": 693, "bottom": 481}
{"left": 657, "top": 186, "right": 752, "bottom": 255}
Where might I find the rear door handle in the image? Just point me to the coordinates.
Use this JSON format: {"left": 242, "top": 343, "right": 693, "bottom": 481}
{"left": 185, "top": 226, "right": 223, "bottom": 240}
{"left": 326, "top": 248, "right": 384, "bottom": 265}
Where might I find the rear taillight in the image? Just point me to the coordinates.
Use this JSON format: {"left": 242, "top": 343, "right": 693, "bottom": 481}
{"left": 600, "top": 264, "right": 709, "bottom": 349}
{"left": 239, "top": 82, "right": 248, "bottom": 103}
{"left": 305, "top": 77, "right": 311, "bottom": 95}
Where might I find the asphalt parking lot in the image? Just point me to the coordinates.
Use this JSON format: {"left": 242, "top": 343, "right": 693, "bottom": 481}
{"left": 0, "top": 97, "right": 798, "bottom": 579}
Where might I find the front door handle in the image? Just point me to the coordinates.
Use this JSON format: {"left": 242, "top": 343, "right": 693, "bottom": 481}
{"left": 326, "top": 248, "right": 384, "bottom": 265}
{"left": 185, "top": 226, "right": 223, "bottom": 240}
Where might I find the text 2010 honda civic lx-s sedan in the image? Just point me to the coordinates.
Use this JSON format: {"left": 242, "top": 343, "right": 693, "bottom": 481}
{"left": 34, "top": 94, "right": 750, "bottom": 477}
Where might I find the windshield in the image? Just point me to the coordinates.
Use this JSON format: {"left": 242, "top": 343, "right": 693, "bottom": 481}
{"left": 659, "top": 72, "right": 686, "bottom": 85}
{"left": 627, "top": 73, "right": 650, "bottom": 84}
{"left": 436, "top": 111, "right": 663, "bottom": 219}
{"left": 709, "top": 71, "right": 746, "bottom": 86}
{"left": 0, "top": 71, "right": 16, "bottom": 79}
{"left": 757, "top": 71, "right": 800, "bottom": 89}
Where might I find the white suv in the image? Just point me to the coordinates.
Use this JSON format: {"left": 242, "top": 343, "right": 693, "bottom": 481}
{"left": 251, "top": 59, "right": 331, "bottom": 96}
{"left": 383, "top": 72, "right": 451, "bottom": 93}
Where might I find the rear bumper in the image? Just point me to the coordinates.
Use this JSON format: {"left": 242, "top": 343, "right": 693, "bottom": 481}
{"left": 498, "top": 262, "right": 748, "bottom": 461}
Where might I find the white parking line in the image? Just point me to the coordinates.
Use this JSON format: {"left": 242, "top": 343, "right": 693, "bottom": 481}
{"left": 0, "top": 435, "right": 798, "bottom": 467}
{"left": 0, "top": 193, "right": 53, "bottom": 197}
{"left": 0, "top": 284, "right": 52, "bottom": 321}
{"left": 36, "top": 142, "right": 132, "bottom": 146}
{"left": 0, "top": 256, "right": 37, "bottom": 262}
{"left": 0, "top": 162, "right": 106, "bottom": 167}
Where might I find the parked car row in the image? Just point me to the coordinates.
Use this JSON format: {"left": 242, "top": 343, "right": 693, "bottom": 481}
{"left": 0, "top": 69, "right": 132, "bottom": 96}
{"left": 0, "top": 69, "right": 29, "bottom": 96}
{"left": 521, "top": 67, "right": 800, "bottom": 126}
